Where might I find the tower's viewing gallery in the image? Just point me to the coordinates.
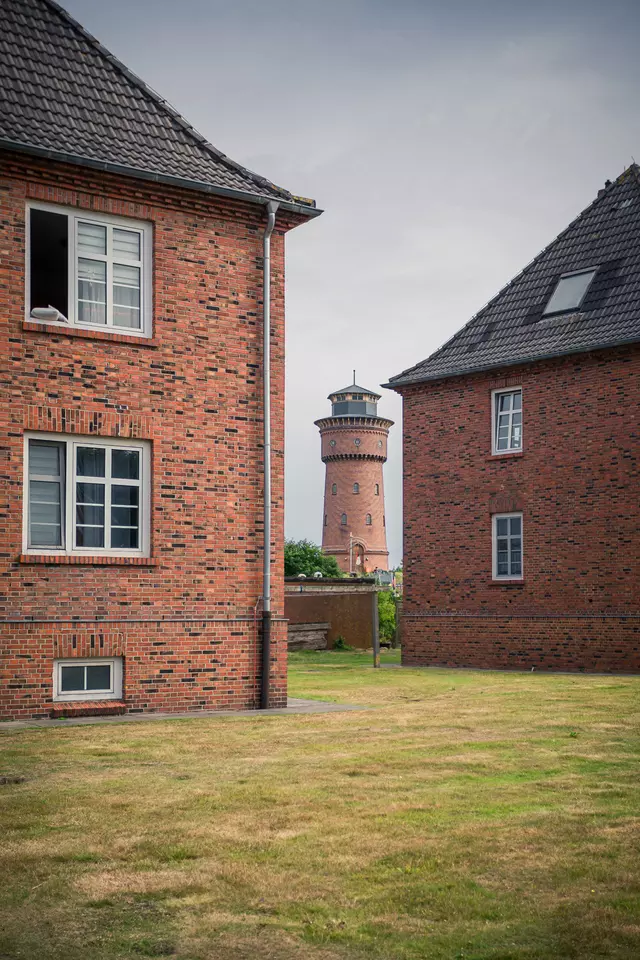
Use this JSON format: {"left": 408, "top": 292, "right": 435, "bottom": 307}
{"left": 315, "top": 378, "right": 393, "bottom": 573}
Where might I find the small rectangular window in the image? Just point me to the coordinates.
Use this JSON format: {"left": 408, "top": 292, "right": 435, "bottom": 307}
{"left": 53, "top": 658, "right": 123, "bottom": 701}
{"left": 543, "top": 269, "right": 597, "bottom": 316}
{"left": 25, "top": 434, "right": 149, "bottom": 557}
{"left": 27, "top": 204, "right": 152, "bottom": 336}
{"left": 492, "top": 388, "right": 522, "bottom": 454}
{"left": 492, "top": 513, "right": 523, "bottom": 580}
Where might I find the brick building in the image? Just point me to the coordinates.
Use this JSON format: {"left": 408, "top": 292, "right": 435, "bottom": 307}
{"left": 386, "top": 168, "right": 640, "bottom": 673}
{"left": 0, "top": 0, "right": 320, "bottom": 720}
{"left": 316, "top": 380, "right": 393, "bottom": 573}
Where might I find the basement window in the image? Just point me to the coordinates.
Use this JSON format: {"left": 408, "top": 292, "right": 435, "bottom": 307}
{"left": 543, "top": 268, "right": 597, "bottom": 316}
{"left": 53, "top": 658, "right": 123, "bottom": 701}
{"left": 27, "top": 203, "right": 152, "bottom": 336}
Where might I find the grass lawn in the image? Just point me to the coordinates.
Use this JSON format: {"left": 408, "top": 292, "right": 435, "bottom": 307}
{"left": 1, "top": 651, "right": 639, "bottom": 959}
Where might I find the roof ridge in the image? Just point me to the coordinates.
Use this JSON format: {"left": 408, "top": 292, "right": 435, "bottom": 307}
{"left": 40, "top": 0, "right": 293, "bottom": 201}
{"left": 386, "top": 166, "right": 636, "bottom": 385}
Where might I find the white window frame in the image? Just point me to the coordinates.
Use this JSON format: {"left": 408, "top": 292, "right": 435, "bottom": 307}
{"left": 491, "top": 387, "right": 523, "bottom": 455}
{"left": 53, "top": 657, "right": 123, "bottom": 702}
{"left": 492, "top": 512, "right": 524, "bottom": 581}
{"left": 23, "top": 433, "right": 151, "bottom": 557}
{"left": 26, "top": 202, "right": 153, "bottom": 337}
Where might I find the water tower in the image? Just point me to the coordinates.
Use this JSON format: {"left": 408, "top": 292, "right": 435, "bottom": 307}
{"left": 315, "top": 376, "right": 393, "bottom": 574}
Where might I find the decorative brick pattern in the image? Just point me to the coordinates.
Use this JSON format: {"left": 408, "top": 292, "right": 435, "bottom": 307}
{"left": 395, "top": 347, "right": 640, "bottom": 673}
{"left": 0, "top": 151, "right": 302, "bottom": 719}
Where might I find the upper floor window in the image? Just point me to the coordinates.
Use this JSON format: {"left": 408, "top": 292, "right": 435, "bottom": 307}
{"left": 27, "top": 204, "right": 152, "bottom": 337}
{"left": 331, "top": 483, "right": 337, "bottom": 495}
{"left": 353, "top": 483, "right": 359, "bottom": 494}
{"left": 543, "top": 268, "right": 597, "bottom": 316}
{"left": 492, "top": 388, "right": 522, "bottom": 454}
{"left": 374, "top": 483, "right": 380, "bottom": 495}
{"left": 25, "top": 434, "right": 150, "bottom": 556}
{"left": 341, "top": 513, "right": 347, "bottom": 526}
{"left": 365, "top": 514, "right": 372, "bottom": 525}
{"left": 492, "top": 513, "right": 523, "bottom": 580}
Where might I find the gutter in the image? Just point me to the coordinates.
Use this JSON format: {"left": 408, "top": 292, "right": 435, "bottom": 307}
{"left": 260, "top": 200, "right": 279, "bottom": 709}
{"left": 0, "top": 139, "right": 322, "bottom": 220}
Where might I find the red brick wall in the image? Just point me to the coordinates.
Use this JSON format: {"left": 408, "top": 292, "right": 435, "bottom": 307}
{"left": 318, "top": 418, "right": 390, "bottom": 572}
{"left": 397, "top": 347, "right": 640, "bottom": 673}
{"left": 0, "top": 151, "right": 303, "bottom": 719}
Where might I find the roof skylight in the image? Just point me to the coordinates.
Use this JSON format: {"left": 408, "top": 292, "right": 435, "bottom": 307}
{"left": 543, "top": 269, "right": 597, "bottom": 316}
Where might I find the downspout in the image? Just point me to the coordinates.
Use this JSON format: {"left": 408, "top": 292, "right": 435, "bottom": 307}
{"left": 260, "top": 200, "right": 280, "bottom": 709}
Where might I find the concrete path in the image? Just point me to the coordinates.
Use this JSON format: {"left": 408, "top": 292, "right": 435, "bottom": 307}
{"left": 0, "top": 698, "right": 366, "bottom": 732}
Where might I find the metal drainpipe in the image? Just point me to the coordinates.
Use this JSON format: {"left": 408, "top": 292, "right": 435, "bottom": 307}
{"left": 260, "top": 200, "right": 279, "bottom": 709}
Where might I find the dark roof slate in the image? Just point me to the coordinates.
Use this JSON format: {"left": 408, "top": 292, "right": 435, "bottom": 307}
{"left": 0, "top": 0, "right": 315, "bottom": 210}
{"left": 386, "top": 166, "right": 640, "bottom": 388}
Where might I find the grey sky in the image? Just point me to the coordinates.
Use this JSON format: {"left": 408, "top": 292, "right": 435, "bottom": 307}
{"left": 65, "top": 0, "right": 640, "bottom": 565}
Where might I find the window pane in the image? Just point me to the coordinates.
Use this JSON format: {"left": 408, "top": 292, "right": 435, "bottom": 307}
{"left": 113, "top": 229, "right": 140, "bottom": 260}
{"left": 30, "top": 496, "right": 61, "bottom": 525}
{"left": 112, "top": 485, "right": 139, "bottom": 506}
{"left": 85, "top": 664, "right": 111, "bottom": 691}
{"left": 29, "top": 441, "right": 62, "bottom": 477}
{"left": 510, "top": 516, "right": 521, "bottom": 535}
{"left": 76, "top": 525, "right": 105, "bottom": 548}
{"left": 76, "top": 447, "right": 105, "bottom": 477}
{"left": 76, "top": 504, "right": 105, "bottom": 525}
{"left": 498, "top": 394, "right": 512, "bottom": 412}
{"left": 29, "top": 479, "right": 61, "bottom": 503}
{"left": 544, "top": 270, "right": 596, "bottom": 314}
{"left": 78, "top": 258, "right": 106, "bottom": 325}
{"left": 496, "top": 519, "right": 508, "bottom": 536}
{"left": 113, "top": 263, "right": 141, "bottom": 329}
{"left": 512, "top": 392, "right": 522, "bottom": 411}
{"left": 30, "top": 522, "right": 62, "bottom": 547}
{"left": 77, "top": 222, "right": 106, "bottom": 256}
{"left": 76, "top": 483, "right": 105, "bottom": 505}
{"left": 111, "top": 526, "right": 139, "bottom": 549}
{"left": 112, "top": 450, "right": 139, "bottom": 480}
{"left": 60, "top": 665, "right": 85, "bottom": 692}
{"left": 111, "top": 506, "right": 138, "bottom": 527}
{"left": 497, "top": 560, "right": 509, "bottom": 576}
{"left": 511, "top": 560, "right": 522, "bottom": 575}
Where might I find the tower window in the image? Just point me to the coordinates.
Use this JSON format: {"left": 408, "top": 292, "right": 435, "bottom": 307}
{"left": 374, "top": 483, "right": 379, "bottom": 495}
{"left": 331, "top": 483, "right": 337, "bottom": 495}
{"left": 354, "top": 439, "right": 361, "bottom": 446}
{"left": 341, "top": 513, "right": 347, "bottom": 526}
{"left": 365, "top": 514, "right": 372, "bottom": 525}
{"left": 353, "top": 483, "right": 359, "bottom": 494}
{"left": 324, "top": 514, "right": 328, "bottom": 526}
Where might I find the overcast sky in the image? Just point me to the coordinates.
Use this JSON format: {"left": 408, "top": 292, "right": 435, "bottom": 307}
{"left": 66, "top": 0, "right": 640, "bottom": 566}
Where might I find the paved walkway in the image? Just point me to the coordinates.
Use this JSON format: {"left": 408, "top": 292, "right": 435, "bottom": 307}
{"left": 0, "top": 698, "right": 366, "bottom": 731}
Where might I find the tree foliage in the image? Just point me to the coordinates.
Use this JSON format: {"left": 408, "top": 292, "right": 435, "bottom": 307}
{"left": 284, "top": 539, "right": 342, "bottom": 578}
{"left": 378, "top": 589, "right": 396, "bottom": 643}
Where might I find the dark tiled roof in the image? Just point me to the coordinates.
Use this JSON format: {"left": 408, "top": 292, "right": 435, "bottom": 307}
{"left": 386, "top": 166, "right": 640, "bottom": 388}
{"left": 0, "top": 0, "right": 316, "bottom": 212}
{"left": 329, "top": 383, "right": 381, "bottom": 398}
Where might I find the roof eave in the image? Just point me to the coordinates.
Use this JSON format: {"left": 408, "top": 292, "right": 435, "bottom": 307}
{"left": 0, "top": 139, "right": 323, "bottom": 220}
{"left": 383, "top": 335, "right": 640, "bottom": 390}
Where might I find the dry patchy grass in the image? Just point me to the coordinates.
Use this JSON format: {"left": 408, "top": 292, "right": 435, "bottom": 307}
{"left": 0, "top": 650, "right": 639, "bottom": 959}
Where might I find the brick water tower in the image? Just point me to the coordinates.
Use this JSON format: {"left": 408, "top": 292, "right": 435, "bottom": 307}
{"left": 316, "top": 377, "right": 393, "bottom": 574}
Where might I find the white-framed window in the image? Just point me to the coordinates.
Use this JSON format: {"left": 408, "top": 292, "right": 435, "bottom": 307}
{"left": 492, "top": 513, "right": 523, "bottom": 580}
{"left": 26, "top": 202, "right": 152, "bottom": 337}
{"left": 543, "top": 268, "right": 597, "bottom": 316}
{"left": 53, "top": 658, "right": 123, "bottom": 702}
{"left": 24, "top": 434, "right": 151, "bottom": 557}
{"left": 492, "top": 388, "right": 522, "bottom": 454}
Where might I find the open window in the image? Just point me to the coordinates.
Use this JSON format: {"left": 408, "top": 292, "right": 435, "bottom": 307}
{"left": 27, "top": 204, "right": 152, "bottom": 336}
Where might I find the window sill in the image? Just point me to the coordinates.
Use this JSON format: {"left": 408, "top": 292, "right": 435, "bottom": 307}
{"left": 23, "top": 320, "right": 157, "bottom": 347}
{"left": 50, "top": 701, "right": 126, "bottom": 719}
{"left": 487, "top": 451, "right": 524, "bottom": 461}
{"left": 489, "top": 580, "right": 525, "bottom": 588}
{"left": 19, "top": 554, "right": 158, "bottom": 566}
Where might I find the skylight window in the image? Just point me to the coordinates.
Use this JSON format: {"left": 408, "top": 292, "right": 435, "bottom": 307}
{"left": 543, "top": 269, "right": 597, "bottom": 316}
